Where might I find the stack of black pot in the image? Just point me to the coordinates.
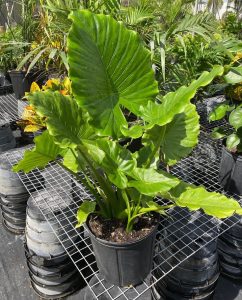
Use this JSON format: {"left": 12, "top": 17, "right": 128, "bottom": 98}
{"left": 218, "top": 215, "right": 242, "bottom": 280}
{"left": 0, "top": 157, "right": 29, "bottom": 234}
{"left": 0, "top": 123, "right": 16, "bottom": 153}
{"left": 152, "top": 208, "right": 220, "bottom": 300}
{"left": 25, "top": 188, "right": 83, "bottom": 299}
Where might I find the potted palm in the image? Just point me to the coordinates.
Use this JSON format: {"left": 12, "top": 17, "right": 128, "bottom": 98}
{"left": 14, "top": 11, "right": 242, "bottom": 287}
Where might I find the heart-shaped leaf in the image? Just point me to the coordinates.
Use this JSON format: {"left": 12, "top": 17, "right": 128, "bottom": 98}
{"left": 68, "top": 10, "right": 158, "bottom": 137}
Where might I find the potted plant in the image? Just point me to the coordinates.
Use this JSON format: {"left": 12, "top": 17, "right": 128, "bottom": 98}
{"left": 13, "top": 11, "right": 242, "bottom": 287}
{"left": 208, "top": 62, "right": 242, "bottom": 194}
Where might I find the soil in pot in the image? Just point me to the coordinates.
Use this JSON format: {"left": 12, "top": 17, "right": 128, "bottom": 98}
{"left": 219, "top": 144, "right": 242, "bottom": 195}
{"left": 86, "top": 213, "right": 159, "bottom": 287}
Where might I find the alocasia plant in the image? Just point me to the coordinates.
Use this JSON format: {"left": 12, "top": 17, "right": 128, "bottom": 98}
{"left": 13, "top": 10, "right": 242, "bottom": 232}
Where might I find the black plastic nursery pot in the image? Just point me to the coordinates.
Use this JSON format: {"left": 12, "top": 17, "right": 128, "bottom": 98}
{"left": 85, "top": 217, "right": 159, "bottom": 287}
{"left": 8, "top": 69, "right": 45, "bottom": 100}
{"left": 219, "top": 144, "right": 242, "bottom": 195}
{"left": 9, "top": 70, "right": 34, "bottom": 99}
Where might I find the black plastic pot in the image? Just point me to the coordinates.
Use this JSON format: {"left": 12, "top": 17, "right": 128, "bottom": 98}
{"left": 83, "top": 273, "right": 152, "bottom": 300}
{"left": 0, "top": 124, "right": 16, "bottom": 152}
{"left": 24, "top": 243, "right": 70, "bottom": 267}
{"left": 218, "top": 217, "right": 242, "bottom": 280}
{"left": 1, "top": 213, "right": 25, "bottom": 234}
{"left": 86, "top": 217, "right": 159, "bottom": 287}
{"left": 153, "top": 207, "right": 219, "bottom": 299}
{"left": 9, "top": 70, "right": 33, "bottom": 99}
{"left": 8, "top": 70, "right": 45, "bottom": 100}
{"left": 29, "top": 271, "right": 82, "bottom": 299}
{"left": 219, "top": 145, "right": 242, "bottom": 195}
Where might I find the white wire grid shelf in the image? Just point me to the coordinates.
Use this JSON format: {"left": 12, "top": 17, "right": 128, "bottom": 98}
{"left": 0, "top": 94, "right": 26, "bottom": 124}
{"left": 196, "top": 96, "right": 232, "bottom": 134}
{"left": 3, "top": 130, "right": 242, "bottom": 300}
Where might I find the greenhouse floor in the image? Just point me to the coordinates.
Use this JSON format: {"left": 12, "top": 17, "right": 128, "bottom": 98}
{"left": 0, "top": 212, "right": 242, "bottom": 300}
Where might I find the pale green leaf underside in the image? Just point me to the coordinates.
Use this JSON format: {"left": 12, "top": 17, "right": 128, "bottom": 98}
{"left": 68, "top": 10, "right": 158, "bottom": 137}
{"left": 224, "top": 66, "right": 242, "bottom": 84}
{"left": 229, "top": 106, "right": 242, "bottom": 130}
{"left": 168, "top": 182, "right": 242, "bottom": 218}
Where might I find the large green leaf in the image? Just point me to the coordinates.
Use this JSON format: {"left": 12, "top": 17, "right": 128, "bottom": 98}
{"left": 13, "top": 131, "right": 63, "bottom": 173}
{"left": 68, "top": 10, "right": 158, "bottom": 137}
{"left": 167, "top": 182, "right": 242, "bottom": 218}
{"left": 128, "top": 168, "right": 180, "bottom": 196}
{"left": 224, "top": 66, "right": 242, "bottom": 84}
{"left": 229, "top": 106, "right": 242, "bottom": 130}
{"left": 82, "top": 139, "right": 136, "bottom": 188}
{"left": 160, "top": 103, "right": 199, "bottom": 165}
{"left": 140, "top": 66, "right": 224, "bottom": 126}
{"left": 28, "top": 91, "right": 94, "bottom": 148}
{"left": 141, "top": 103, "right": 199, "bottom": 166}
{"left": 209, "top": 102, "right": 232, "bottom": 122}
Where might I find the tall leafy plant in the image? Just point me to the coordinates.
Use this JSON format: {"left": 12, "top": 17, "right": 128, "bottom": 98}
{"left": 14, "top": 11, "right": 242, "bottom": 232}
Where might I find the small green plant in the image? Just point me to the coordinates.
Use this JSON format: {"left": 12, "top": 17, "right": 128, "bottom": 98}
{"left": 13, "top": 11, "right": 242, "bottom": 232}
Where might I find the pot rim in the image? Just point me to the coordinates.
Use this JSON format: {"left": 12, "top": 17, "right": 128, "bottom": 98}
{"left": 85, "top": 213, "right": 160, "bottom": 247}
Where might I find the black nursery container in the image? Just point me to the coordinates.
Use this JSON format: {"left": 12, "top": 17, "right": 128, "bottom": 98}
{"left": 86, "top": 218, "right": 159, "bottom": 287}
{"left": 152, "top": 208, "right": 220, "bottom": 300}
{"left": 0, "top": 124, "right": 16, "bottom": 152}
{"left": 218, "top": 215, "right": 242, "bottom": 280}
{"left": 9, "top": 70, "right": 34, "bottom": 99}
{"left": 219, "top": 145, "right": 242, "bottom": 195}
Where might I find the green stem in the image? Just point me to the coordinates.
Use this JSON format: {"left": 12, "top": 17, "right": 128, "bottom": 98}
{"left": 121, "top": 190, "right": 132, "bottom": 232}
{"left": 58, "top": 159, "right": 109, "bottom": 214}
{"left": 76, "top": 146, "right": 116, "bottom": 218}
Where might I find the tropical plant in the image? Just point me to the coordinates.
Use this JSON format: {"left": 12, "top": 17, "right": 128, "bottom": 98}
{"left": 210, "top": 102, "right": 242, "bottom": 153}
{"left": 17, "top": 78, "right": 71, "bottom": 133}
{"left": 209, "top": 63, "right": 242, "bottom": 152}
{"left": 0, "top": 26, "right": 24, "bottom": 71}
{"left": 13, "top": 11, "right": 242, "bottom": 233}
{"left": 222, "top": 12, "right": 242, "bottom": 39}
